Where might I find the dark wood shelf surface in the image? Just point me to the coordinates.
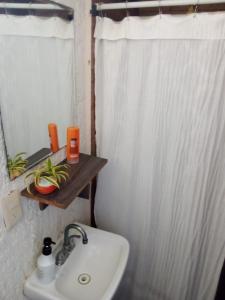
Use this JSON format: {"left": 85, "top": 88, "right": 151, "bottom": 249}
{"left": 21, "top": 153, "right": 107, "bottom": 209}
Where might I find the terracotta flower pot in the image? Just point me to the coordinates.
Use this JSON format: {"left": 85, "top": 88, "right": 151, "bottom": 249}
{"left": 35, "top": 178, "right": 57, "bottom": 195}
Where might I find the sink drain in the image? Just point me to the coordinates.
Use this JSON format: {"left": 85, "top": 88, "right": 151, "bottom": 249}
{"left": 78, "top": 273, "right": 91, "bottom": 285}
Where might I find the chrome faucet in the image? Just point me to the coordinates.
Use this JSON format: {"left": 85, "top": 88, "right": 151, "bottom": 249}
{"left": 55, "top": 224, "right": 88, "bottom": 266}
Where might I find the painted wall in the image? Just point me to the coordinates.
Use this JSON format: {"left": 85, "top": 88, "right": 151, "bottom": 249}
{"left": 0, "top": 1, "right": 92, "bottom": 299}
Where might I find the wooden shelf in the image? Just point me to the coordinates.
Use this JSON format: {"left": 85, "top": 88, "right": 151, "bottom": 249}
{"left": 21, "top": 153, "right": 107, "bottom": 210}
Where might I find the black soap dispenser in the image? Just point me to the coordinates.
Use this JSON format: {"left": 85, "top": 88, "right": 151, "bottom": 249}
{"left": 37, "top": 237, "right": 56, "bottom": 284}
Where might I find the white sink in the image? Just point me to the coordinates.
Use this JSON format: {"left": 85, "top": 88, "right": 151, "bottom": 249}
{"left": 24, "top": 224, "right": 129, "bottom": 300}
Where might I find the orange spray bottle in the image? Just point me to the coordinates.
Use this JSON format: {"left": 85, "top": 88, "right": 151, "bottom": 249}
{"left": 67, "top": 127, "right": 80, "bottom": 164}
{"left": 48, "top": 123, "right": 59, "bottom": 153}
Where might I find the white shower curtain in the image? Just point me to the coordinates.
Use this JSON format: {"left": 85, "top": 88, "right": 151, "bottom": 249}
{"left": 95, "top": 14, "right": 225, "bottom": 300}
{"left": 0, "top": 15, "right": 74, "bottom": 157}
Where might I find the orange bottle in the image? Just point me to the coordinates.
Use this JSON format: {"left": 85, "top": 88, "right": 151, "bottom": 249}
{"left": 67, "top": 127, "right": 80, "bottom": 164}
{"left": 48, "top": 123, "right": 59, "bottom": 153}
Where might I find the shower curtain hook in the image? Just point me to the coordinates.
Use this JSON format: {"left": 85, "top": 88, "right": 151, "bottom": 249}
{"left": 194, "top": 0, "right": 200, "bottom": 17}
{"left": 125, "top": 0, "right": 130, "bottom": 18}
{"left": 4, "top": 2, "right": 9, "bottom": 18}
{"left": 28, "top": 1, "right": 33, "bottom": 17}
{"left": 158, "top": 0, "right": 162, "bottom": 18}
{"left": 99, "top": 2, "right": 104, "bottom": 18}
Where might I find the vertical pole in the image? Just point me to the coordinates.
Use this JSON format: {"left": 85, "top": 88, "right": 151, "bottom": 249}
{"left": 90, "top": 0, "right": 97, "bottom": 227}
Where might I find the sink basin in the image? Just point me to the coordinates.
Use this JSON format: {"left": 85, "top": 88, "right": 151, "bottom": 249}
{"left": 24, "top": 224, "right": 129, "bottom": 300}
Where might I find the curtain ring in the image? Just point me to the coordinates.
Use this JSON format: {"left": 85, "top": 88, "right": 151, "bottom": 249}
{"left": 158, "top": 0, "right": 162, "bottom": 18}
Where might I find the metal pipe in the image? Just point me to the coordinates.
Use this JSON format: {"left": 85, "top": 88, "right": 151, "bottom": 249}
{"left": 0, "top": 3, "right": 64, "bottom": 11}
{"left": 0, "top": 1, "right": 73, "bottom": 19}
{"left": 95, "top": 0, "right": 225, "bottom": 11}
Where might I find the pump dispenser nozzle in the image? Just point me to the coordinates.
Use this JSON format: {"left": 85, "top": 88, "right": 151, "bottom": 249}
{"left": 42, "top": 237, "right": 56, "bottom": 256}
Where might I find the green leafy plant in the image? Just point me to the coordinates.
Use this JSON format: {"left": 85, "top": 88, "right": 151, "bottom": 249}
{"left": 8, "top": 152, "right": 28, "bottom": 179}
{"left": 25, "top": 158, "right": 69, "bottom": 194}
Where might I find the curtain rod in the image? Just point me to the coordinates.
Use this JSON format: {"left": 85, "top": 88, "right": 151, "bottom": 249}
{"left": 91, "top": 0, "right": 225, "bottom": 15}
{"left": 0, "top": 3, "right": 70, "bottom": 11}
{"left": 0, "top": 1, "right": 73, "bottom": 20}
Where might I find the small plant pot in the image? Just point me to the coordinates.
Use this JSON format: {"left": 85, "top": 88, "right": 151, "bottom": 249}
{"left": 35, "top": 178, "right": 57, "bottom": 195}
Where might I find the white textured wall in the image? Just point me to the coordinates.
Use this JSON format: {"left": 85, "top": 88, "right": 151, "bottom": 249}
{"left": 0, "top": 1, "right": 91, "bottom": 299}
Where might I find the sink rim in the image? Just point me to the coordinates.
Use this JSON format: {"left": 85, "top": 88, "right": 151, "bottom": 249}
{"left": 24, "top": 223, "right": 130, "bottom": 300}
{"left": 100, "top": 235, "right": 129, "bottom": 300}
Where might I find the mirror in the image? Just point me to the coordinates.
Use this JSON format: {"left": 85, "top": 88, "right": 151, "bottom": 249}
{"left": 0, "top": 14, "right": 75, "bottom": 180}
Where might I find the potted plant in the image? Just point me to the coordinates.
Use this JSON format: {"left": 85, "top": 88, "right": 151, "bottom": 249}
{"left": 25, "top": 158, "right": 69, "bottom": 195}
{"left": 8, "top": 152, "right": 28, "bottom": 179}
